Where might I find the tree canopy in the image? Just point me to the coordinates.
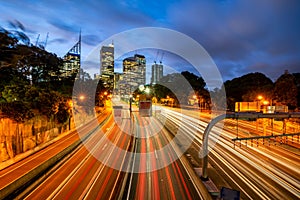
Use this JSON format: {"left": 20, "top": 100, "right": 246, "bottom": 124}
{"left": 0, "top": 26, "right": 71, "bottom": 123}
{"left": 223, "top": 72, "right": 274, "bottom": 110}
{"left": 274, "top": 71, "right": 298, "bottom": 109}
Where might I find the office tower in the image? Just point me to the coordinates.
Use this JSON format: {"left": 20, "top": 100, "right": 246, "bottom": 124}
{"left": 61, "top": 33, "right": 81, "bottom": 78}
{"left": 120, "top": 54, "right": 146, "bottom": 98}
{"left": 151, "top": 63, "right": 163, "bottom": 84}
{"left": 100, "top": 43, "right": 114, "bottom": 91}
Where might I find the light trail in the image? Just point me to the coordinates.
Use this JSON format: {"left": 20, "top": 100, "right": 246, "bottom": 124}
{"left": 158, "top": 107, "right": 300, "bottom": 199}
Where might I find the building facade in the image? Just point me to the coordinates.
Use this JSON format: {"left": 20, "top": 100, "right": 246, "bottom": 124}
{"left": 119, "top": 54, "right": 146, "bottom": 98}
{"left": 61, "top": 38, "right": 81, "bottom": 79}
{"left": 100, "top": 44, "right": 114, "bottom": 91}
{"left": 151, "top": 63, "right": 163, "bottom": 84}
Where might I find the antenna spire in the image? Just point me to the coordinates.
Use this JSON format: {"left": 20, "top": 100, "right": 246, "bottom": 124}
{"left": 79, "top": 29, "right": 81, "bottom": 68}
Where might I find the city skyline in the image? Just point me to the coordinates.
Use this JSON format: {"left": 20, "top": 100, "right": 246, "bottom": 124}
{"left": 0, "top": 0, "right": 299, "bottom": 82}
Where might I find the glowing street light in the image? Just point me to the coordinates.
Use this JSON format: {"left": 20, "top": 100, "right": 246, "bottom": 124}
{"left": 139, "top": 85, "right": 145, "bottom": 92}
{"left": 257, "top": 95, "right": 263, "bottom": 101}
{"left": 145, "top": 87, "right": 150, "bottom": 94}
{"left": 67, "top": 100, "right": 73, "bottom": 107}
{"left": 79, "top": 95, "right": 85, "bottom": 101}
{"left": 263, "top": 100, "right": 269, "bottom": 105}
{"left": 67, "top": 99, "right": 73, "bottom": 130}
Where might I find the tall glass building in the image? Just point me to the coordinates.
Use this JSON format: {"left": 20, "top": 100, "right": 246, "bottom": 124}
{"left": 151, "top": 63, "right": 163, "bottom": 84}
{"left": 119, "top": 54, "right": 146, "bottom": 98}
{"left": 61, "top": 36, "right": 81, "bottom": 79}
{"left": 100, "top": 43, "right": 114, "bottom": 91}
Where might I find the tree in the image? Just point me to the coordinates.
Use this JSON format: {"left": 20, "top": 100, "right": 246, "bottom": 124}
{"left": 292, "top": 73, "right": 300, "bottom": 108}
{"left": 224, "top": 72, "right": 274, "bottom": 110}
{"left": 158, "top": 73, "right": 193, "bottom": 105}
{"left": 1, "top": 26, "right": 63, "bottom": 88}
{"left": 210, "top": 86, "right": 227, "bottom": 111}
{"left": 0, "top": 101, "right": 34, "bottom": 122}
{"left": 181, "top": 71, "right": 206, "bottom": 92}
{"left": 274, "top": 71, "right": 297, "bottom": 109}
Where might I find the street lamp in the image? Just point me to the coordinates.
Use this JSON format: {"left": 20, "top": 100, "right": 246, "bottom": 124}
{"left": 129, "top": 94, "right": 133, "bottom": 113}
{"left": 67, "top": 100, "right": 73, "bottom": 130}
{"left": 79, "top": 95, "right": 85, "bottom": 101}
{"left": 257, "top": 95, "right": 263, "bottom": 101}
{"left": 256, "top": 95, "right": 264, "bottom": 112}
{"left": 145, "top": 87, "right": 150, "bottom": 94}
{"left": 263, "top": 100, "right": 269, "bottom": 106}
{"left": 193, "top": 95, "right": 197, "bottom": 99}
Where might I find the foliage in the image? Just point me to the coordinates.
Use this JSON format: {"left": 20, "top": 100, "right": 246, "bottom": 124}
{"left": 1, "top": 26, "right": 64, "bottom": 86}
{"left": 0, "top": 101, "right": 34, "bottom": 122}
{"left": 0, "top": 26, "right": 72, "bottom": 123}
{"left": 224, "top": 72, "right": 274, "bottom": 110}
{"left": 274, "top": 71, "right": 297, "bottom": 109}
{"left": 293, "top": 73, "right": 300, "bottom": 108}
{"left": 158, "top": 73, "right": 190, "bottom": 105}
{"left": 210, "top": 86, "right": 227, "bottom": 110}
{"left": 95, "top": 79, "right": 105, "bottom": 107}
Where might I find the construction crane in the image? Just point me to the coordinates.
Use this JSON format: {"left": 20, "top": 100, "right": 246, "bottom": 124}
{"left": 35, "top": 34, "right": 40, "bottom": 46}
{"left": 154, "top": 51, "right": 159, "bottom": 64}
{"left": 159, "top": 52, "right": 164, "bottom": 64}
{"left": 35, "top": 33, "right": 49, "bottom": 49}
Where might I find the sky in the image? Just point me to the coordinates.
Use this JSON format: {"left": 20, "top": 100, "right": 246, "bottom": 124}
{"left": 0, "top": 0, "right": 300, "bottom": 83}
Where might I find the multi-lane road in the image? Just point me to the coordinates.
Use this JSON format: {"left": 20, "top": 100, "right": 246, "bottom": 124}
{"left": 159, "top": 106, "right": 300, "bottom": 199}
{"left": 0, "top": 104, "right": 211, "bottom": 199}
{"left": 0, "top": 104, "right": 299, "bottom": 199}
{"left": 126, "top": 113, "right": 205, "bottom": 200}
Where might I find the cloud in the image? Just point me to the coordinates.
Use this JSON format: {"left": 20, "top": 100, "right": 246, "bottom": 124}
{"left": 47, "top": 38, "right": 69, "bottom": 45}
{"left": 166, "top": 0, "right": 300, "bottom": 80}
{"left": 1, "top": 0, "right": 299, "bottom": 81}
{"left": 82, "top": 34, "right": 102, "bottom": 46}
{"left": 47, "top": 19, "right": 80, "bottom": 33}
{"left": 82, "top": 60, "right": 99, "bottom": 71}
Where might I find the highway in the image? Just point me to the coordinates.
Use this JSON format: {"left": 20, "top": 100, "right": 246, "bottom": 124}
{"left": 0, "top": 110, "right": 111, "bottom": 199}
{"left": 1, "top": 103, "right": 210, "bottom": 199}
{"left": 158, "top": 106, "right": 300, "bottom": 199}
{"left": 20, "top": 113, "right": 133, "bottom": 199}
{"left": 125, "top": 113, "right": 206, "bottom": 200}
{"left": 1, "top": 103, "right": 299, "bottom": 199}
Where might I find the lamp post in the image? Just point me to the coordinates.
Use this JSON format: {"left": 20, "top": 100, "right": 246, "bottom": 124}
{"left": 67, "top": 100, "right": 73, "bottom": 130}
{"left": 145, "top": 87, "right": 150, "bottom": 95}
{"left": 193, "top": 95, "right": 197, "bottom": 107}
{"left": 129, "top": 94, "right": 132, "bottom": 113}
{"left": 79, "top": 95, "right": 85, "bottom": 101}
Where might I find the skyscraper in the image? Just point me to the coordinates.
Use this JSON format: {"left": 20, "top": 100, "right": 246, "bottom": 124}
{"left": 119, "top": 54, "right": 146, "bottom": 98}
{"left": 100, "top": 43, "right": 114, "bottom": 91}
{"left": 61, "top": 33, "right": 81, "bottom": 78}
{"left": 151, "top": 63, "right": 163, "bottom": 84}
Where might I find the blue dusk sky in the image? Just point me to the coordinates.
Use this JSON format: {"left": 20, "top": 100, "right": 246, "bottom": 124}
{"left": 0, "top": 0, "right": 299, "bottom": 83}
